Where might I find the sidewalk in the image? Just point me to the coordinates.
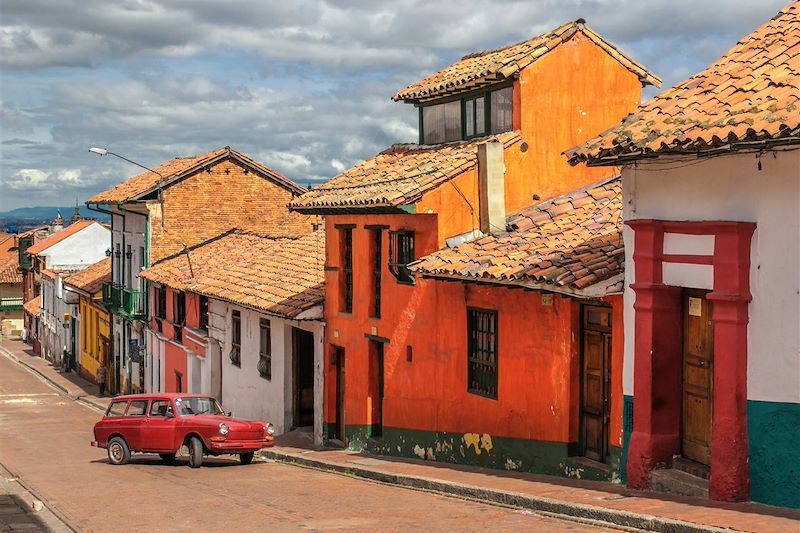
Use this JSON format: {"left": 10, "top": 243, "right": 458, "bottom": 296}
{"left": 263, "top": 441, "right": 800, "bottom": 533}
{"left": 0, "top": 341, "right": 110, "bottom": 413}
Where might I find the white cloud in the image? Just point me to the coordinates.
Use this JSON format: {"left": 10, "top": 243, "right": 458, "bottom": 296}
{"left": 330, "top": 159, "right": 346, "bottom": 172}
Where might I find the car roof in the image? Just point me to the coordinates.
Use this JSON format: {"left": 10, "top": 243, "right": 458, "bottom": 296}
{"left": 108, "top": 393, "right": 213, "bottom": 401}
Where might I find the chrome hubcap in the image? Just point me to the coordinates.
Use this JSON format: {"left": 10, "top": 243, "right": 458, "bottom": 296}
{"left": 110, "top": 444, "right": 122, "bottom": 461}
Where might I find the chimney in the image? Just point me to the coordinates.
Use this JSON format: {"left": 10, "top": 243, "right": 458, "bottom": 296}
{"left": 477, "top": 140, "right": 506, "bottom": 235}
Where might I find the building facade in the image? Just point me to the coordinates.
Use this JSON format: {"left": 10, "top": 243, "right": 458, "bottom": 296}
{"left": 567, "top": 3, "right": 800, "bottom": 508}
{"left": 291, "top": 20, "right": 657, "bottom": 478}
{"left": 87, "top": 146, "right": 311, "bottom": 394}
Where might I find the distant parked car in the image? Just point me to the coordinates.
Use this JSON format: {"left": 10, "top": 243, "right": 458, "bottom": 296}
{"left": 91, "top": 394, "right": 275, "bottom": 467}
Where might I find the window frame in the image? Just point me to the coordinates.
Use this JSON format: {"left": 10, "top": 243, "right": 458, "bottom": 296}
{"left": 258, "top": 318, "right": 272, "bottom": 380}
{"left": 230, "top": 310, "right": 241, "bottom": 367}
{"left": 340, "top": 227, "right": 353, "bottom": 313}
{"left": 466, "top": 307, "right": 498, "bottom": 399}
{"left": 126, "top": 399, "right": 149, "bottom": 417}
{"left": 418, "top": 82, "right": 514, "bottom": 144}
{"left": 388, "top": 230, "right": 415, "bottom": 285}
{"left": 372, "top": 229, "right": 382, "bottom": 318}
{"left": 199, "top": 295, "right": 209, "bottom": 332}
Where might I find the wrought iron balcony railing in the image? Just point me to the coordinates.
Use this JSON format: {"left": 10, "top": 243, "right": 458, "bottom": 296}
{"left": 120, "top": 288, "right": 145, "bottom": 320}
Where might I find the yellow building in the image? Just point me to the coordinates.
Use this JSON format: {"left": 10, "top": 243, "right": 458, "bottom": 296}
{"left": 64, "top": 259, "right": 112, "bottom": 388}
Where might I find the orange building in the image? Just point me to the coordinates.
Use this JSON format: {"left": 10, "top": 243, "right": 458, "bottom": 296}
{"left": 291, "top": 20, "right": 658, "bottom": 479}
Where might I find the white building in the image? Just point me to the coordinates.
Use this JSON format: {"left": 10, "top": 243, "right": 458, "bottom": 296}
{"left": 140, "top": 230, "right": 326, "bottom": 444}
{"left": 566, "top": 3, "right": 799, "bottom": 509}
{"left": 27, "top": 220, "right": 111, "bottom": 367}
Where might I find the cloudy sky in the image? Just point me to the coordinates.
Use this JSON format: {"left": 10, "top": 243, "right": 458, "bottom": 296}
{"left": 0, "top": 0, "right": 789, "bottom": 210}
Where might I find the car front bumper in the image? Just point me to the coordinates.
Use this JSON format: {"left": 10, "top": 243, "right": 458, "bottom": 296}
{"left": 208, "top": 436, "right": 274, "bottom": 453}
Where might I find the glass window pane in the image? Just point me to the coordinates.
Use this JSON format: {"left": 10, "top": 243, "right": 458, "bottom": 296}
{"left": 422, "top": 104, "right": 445, "bottom": 144}
{"left": 465, "top": 100, "right": 474, "bottom": 137}
{"left": 443, "top": 100, "right": 461, "bottom": 142}
{"left": 475, "top": 96, "right": 485, "bottom": 135}
{"left": 490, "top": 87, "right": 513, "bottom": 134}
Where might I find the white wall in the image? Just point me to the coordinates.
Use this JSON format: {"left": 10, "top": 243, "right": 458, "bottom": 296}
{"left": 623, "top": 148, "right": 800, "bottom": 403}
{"left": 210, "top": 299, "right": 325, "bottom": 442}
{"left": 40, "top": 223, "right": 110, "bottom": 271}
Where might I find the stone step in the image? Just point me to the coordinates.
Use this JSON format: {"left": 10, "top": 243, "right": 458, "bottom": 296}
{"left": 650, "top": 468, "right": 709, "bottom": 498}
{"left": 672, "top": 456, "right": 710, "bottom": 480}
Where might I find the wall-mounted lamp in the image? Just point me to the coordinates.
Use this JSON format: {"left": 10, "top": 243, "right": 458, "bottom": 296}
{"left": 105, "top": 249, "right": 112, "bottom": 257}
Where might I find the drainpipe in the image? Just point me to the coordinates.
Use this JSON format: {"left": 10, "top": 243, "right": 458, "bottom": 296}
{"left": 477, "top": 140, "right": 507, "bottom": 236}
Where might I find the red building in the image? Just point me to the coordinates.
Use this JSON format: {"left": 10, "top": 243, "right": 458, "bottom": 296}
{"left": 291, "top": 20, "right": 657, "bottom": 479}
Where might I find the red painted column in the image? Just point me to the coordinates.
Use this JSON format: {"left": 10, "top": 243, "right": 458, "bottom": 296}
{"left": 626, "top": 221, "right": 683, "bottom": 489}
{"left": 707, "top": 223, "right": 755, "bottom": 502}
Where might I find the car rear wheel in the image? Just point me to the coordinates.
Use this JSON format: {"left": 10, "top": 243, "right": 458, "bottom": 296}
{"left": 188, "top": 437, "right": 203, "bottom": 468}
{"left": 107, "top": 437, "right": 130, "bottom": 465}
{"left": 239, "top": 452, "right": 255, "bottom": 465}
{"left": 159, "top": 453, "right": 176, "bottom": 463}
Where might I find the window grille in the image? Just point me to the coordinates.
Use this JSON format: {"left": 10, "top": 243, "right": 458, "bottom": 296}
{"left": 389, "top": 231, "right": 415, "bottom": 284}
{"left": 230, "top": 310, "right": 241, "bottom": 367}
{"left": 258, "top": 318, "right": 271, "bottom": 380}
{"left": 467, "top": 308, "right": 498, "bottom": 399}
{"left": 341, "top": 228, "right": 353, "bottom": 312}
{"left": 372, "top": 230, "right": 382, "bottom": 318}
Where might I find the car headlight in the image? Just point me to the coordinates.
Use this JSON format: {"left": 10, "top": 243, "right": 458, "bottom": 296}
{"left": 266, "top": 423, "right": 275, "bottom": 436}
{"left": 218, "top": 423, "right": 229, "bottom": 436}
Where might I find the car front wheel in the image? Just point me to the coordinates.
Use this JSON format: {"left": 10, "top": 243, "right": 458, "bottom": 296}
{"left": 107, "top": 437, "right": 130, "bottom": 465}
{"left": 188, "top": 437, "right": 203, "bottom": 468}
{"left": 239, "top": 452, "right": 255, "bottom": 465}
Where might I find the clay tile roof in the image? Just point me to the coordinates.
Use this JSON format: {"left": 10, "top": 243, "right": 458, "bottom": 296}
{"left": 40, "top": 268, "right": 58, "bottom": 280}
{"left": 26, "top": 220, "right": 98, "bottom": 255}
{"left": 87, "top": 146, "right": 305, "bottom": 204}
{"left": 0, "top": 258, "right": 22, "bottom": 284}
{"left": 64, "top": 258, "right": 111, "bottom": 295}
{"left": 140, "top": 230, "right": 325, "bottom": 319}
{"left": 393, "top": 21, "right": 660, "bottom": 103}
{"left": 567, "top": 2, "right": 800, "bottom": 165}
{"left": 23, "top": 295, "right": 41, "bottom": 317}
{"left": 290, "top": 133, "right": 520, "bottom": 213}
{"left": 410, "top": 176, "right": 622, "bottom": 297}
{"left": 17, "top": 226, "right": 48, "bottom": 239}
{"left": 0, "top": 234, "right": 17, "bottom": 261}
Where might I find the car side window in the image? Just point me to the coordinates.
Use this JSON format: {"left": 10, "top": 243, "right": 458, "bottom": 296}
{"left": 126, "top": 400, "right": 148, "bottom": 417}
{"left": 107, "top": 401, "right": 127, "bottom": 417}
{"left": 149, "top": 400, "right": 172, "bottom": 418}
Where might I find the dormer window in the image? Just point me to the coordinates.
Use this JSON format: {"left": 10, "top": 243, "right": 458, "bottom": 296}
{"left": 420, "top": 85, "right": 513, "bottom": 145}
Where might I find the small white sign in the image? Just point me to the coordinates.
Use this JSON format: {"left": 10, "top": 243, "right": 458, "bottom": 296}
{"left": 688, "top": 297, "right": 703, "bottom": 317}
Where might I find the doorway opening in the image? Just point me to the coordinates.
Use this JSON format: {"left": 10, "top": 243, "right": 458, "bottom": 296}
{"left": 368, "top": 340, "right": 384, "bottom": 438}
{"left": 292, "top": 327, "right": 315, "bottom": 428}
{"left": 333, "top": 346, "right": 346, "bottom": 443}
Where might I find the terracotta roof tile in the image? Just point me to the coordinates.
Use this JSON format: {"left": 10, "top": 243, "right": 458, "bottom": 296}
{"left": 23, "top": 295, "right": 40, "bottom": 317}
{"left": 567, "top": 2, "right": 800, "bottom": 164}
{"left": 26, "top": 220, "right": 98, "bottom": 255}
{"left": 88, "top": 146, "right": 305, "bottom": 204}
{"left": 290, "top": 133, "right": 520, "bottom": 213}
{"left": 0, "top": 258, "right": 22, "bottom": 284}
{"left": 140, "top": 230, "right": 325, "bottom": 319}
{"left": 410, "top": 176, "right": 622, "bottom": 297}
{"left": 0, "top": 234, "right": 17, "bottom": 262}
{"left": 64, "top": 258, "right": 111, "bottom": 295}
{"left": 393, "top": 21, "right": 660, "bottom": 103}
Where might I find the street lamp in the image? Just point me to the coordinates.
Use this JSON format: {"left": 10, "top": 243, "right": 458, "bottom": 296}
{"left": 88, "top": 147, "right": 165, "bottom": 180}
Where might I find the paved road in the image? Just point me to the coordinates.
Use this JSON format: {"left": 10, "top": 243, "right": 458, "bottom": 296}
{"left": 0, "top": 353, "right": 621, "bottom": 532}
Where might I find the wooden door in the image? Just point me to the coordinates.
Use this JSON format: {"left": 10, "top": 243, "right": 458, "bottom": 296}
{"left": 682, "top": 290, "right": 713, "bottom": 465}
{"left": 334, "top": 347, "right": 346, "bottom": 443}
{"left": 581, "top": 306, "right": 612, "bottom": 463}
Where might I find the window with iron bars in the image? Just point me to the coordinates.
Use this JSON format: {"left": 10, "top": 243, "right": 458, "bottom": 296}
{"left": 230, "top": 310, "right": 241, "bottom": 367}
{"left": 372, "top": 230, "right": 382, "bottom": 318}
{"left": 389, "top": 231, "right": 415, "bottom": 284}
{"left": 341, "top": 228, "right": 353, "bottom": 313}
{"left": 173, "top": 291, "right": 186, "bottom": 342}
{"left": 467, "top": 308, "right": 498, "bottom": 399}
{"left": 258, "top": 318, "right": 271, "bottom": 380}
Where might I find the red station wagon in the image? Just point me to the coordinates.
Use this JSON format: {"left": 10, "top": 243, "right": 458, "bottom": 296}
{"left": 92, "top": 394, "right": 275, "bottom": 467}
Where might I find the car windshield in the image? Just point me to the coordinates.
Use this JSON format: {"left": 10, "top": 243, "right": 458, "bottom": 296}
{"left": 174, "top": 397, "right": 225, "bottom": 416}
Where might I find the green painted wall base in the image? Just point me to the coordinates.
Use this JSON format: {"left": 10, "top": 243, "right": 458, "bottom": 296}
{"left": 324, "top": 424, "right": 622, "bottom": 483}
{"left": 747, "top": 400, "right": 800, "bottom": 509}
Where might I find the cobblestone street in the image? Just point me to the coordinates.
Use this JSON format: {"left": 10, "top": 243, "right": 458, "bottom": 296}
{"left": 0, "top": 349, "right": 624, "bottom": 532}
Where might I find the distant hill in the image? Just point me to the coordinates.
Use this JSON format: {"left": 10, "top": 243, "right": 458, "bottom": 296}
{"left": 0, "top": 206, "right": 110, "bottom": 223}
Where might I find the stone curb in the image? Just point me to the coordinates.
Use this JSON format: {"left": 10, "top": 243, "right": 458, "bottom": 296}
{"left": 0, "top": 346, "right": 108, "bottom": 413}
{"left": 261, "top": 450, "right": 735, "bottom": 533}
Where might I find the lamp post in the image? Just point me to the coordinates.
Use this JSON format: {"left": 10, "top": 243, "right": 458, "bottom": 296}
{"left": 88, "top": 147, "right": 165, "bottom": 180}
